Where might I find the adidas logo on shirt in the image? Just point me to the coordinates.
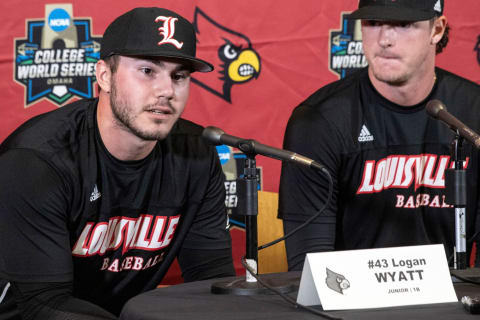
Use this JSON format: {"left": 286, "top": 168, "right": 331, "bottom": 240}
{"left": 358, "top": 124, "right": 374, "bottom": 142}
{"left": 89, "top": 184, "right": 101, "bottom": 202}
{"left": 0, "top": 282, "right": 11, "bottom": 304}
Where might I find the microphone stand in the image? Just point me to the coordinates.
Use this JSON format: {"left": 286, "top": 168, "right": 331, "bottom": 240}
{"left": 445, "top": 132, "right": 467, "bottom": 270}
{"left": 244, "top": 155, "right": 259, "bottom": 283}
{"left": 211, "top": 141, "right": 297, "bottom": 295}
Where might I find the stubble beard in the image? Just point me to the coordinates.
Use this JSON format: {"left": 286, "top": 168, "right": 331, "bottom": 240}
{"left": 368, "top": 47, "right": 432, "bottom": 87}
{"left": 109, "top": 78, "right": 169, "bottom": 141}
{"left": 369, "top": 62, "right": 410, "bottom": 86}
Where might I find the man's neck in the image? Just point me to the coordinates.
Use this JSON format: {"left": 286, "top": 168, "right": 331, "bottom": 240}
{"left": 368, "top": 67, "right": 437, "bottom": 107}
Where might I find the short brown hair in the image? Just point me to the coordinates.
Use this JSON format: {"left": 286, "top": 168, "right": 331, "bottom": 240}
{"left": 431, "top": 16, "right": 449, "bottom": 54}
{"left": 97, "top": 55, "right": 119, "bottom": 93}
{"left": 103, "top": 54, "right": 120, "bottom": 74}
{"left": 436, "top": 24, "right": 449, "bottom": 54}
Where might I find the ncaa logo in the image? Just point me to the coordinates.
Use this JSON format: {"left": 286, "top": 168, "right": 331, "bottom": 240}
{"left": 329, "top": 12, "right": 368, "bottom": 79}
{"left": 216, "top": 145, "right": 231, "bottom": 165}
{"left": 48, "top": 8, "right": 71, "bottom": 32}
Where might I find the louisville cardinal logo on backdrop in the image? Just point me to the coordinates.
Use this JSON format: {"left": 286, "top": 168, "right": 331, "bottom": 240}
{"left": 191, "top": 7, "right": 261, "bottom": 103}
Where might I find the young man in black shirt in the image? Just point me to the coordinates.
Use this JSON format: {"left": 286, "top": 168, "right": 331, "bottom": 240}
{"left": 0, "top": 7, "right": 235, "bottom": 319}
{"left": 279, "top": 0, "right": 480, "bottom": 271}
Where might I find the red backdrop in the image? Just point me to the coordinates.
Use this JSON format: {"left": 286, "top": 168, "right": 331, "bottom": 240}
{"left": 1, "top": 0, "right": 479, "bottom": 280}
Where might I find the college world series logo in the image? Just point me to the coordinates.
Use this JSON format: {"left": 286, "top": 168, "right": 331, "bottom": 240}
{"left": 14, "top": 4, "right": 101, "bottom": 107}
{"left": 329, "top": 12, "right": 368, "bottom": 79}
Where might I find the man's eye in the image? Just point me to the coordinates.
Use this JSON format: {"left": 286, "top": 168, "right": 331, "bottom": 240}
{"left": 141, "top": 67, "right": 153, "bottom": 75}
{"left": 172, "top": 72, "right": 189, "bottom": 81}
{"left": 398, "top": 22, "right": 413, "bottom": 28}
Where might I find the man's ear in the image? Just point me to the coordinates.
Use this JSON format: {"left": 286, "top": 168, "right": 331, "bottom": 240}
{"left": 431, "top": 16, "right": 447, "bottom": 45}
{"left": 96, "top": 59, "right": 112, "bottom": 93}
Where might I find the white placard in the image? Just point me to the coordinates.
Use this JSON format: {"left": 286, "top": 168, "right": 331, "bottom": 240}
{"left": 297, "top": 244, "right": 457, "bottom": 310}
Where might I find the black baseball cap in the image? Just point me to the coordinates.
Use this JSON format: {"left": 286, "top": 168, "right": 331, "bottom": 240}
{"left": 348, "top": 0, "right": 444, "bottom": 22}
{"left": 100, "top": 7, "right": 213, "bottom": 72}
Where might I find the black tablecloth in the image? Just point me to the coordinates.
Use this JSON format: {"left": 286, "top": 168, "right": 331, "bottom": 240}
{"left": 120, "top": 272, "right": 480, "bottom": 320}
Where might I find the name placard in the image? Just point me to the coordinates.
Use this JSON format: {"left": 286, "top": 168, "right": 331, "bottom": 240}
{"left": 297, "top": 244, "right": 457, "bottom": 310}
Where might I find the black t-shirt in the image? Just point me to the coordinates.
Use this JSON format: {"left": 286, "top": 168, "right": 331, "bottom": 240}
{"left": 0, "top": 98, "right": 232, "bottom": 314}
{"left": 279, "top": 67, "right": 480, "bottom": 270}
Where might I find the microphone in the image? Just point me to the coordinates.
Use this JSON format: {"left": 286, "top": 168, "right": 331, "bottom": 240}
{"left": 426, "top": 99, "right": 480, "bottom": 148}
{"left": 202, "top": 126, "right": 326, "bottom": 172}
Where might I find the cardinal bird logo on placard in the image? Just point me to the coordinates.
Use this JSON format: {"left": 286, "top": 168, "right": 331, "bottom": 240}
{"left": 192, "top": 7, "right": 261, "bottom": 103}
{"left": 325, "top": 268, "right": 350, "bottom": 295}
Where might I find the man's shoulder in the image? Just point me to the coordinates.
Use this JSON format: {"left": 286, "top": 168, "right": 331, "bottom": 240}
{"left": 437, "top": 67, "right": 480, "bottom": 92}
{"left": 164, "top": 119, "right": 218, "bottom": 174}
{"left": 298, "top": 68, "right": 365, "bottom": 114}
{"left": 435, "top": 68, "right": 480, "bottom": 116}
{"left": 168, "top": 119, "right": 213, "bottom": 155}
{"left": 171, "top": 118, "right": 204, "bottom": 137}
{"left": 289, "top": 68, "right": 365, "bottom": 125}
{"left": 0, "top": 99, "right": 95, "bottom": 156}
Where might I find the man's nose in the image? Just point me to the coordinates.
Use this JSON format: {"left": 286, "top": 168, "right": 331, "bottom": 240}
{"left": 378, "top": 25, "right": 396, "bottom": 48}
{"left": 153, "top": 74, "right": 174, "bottom": 99}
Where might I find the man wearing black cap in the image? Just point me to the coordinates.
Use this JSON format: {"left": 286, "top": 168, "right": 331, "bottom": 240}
{"left": 0, "top": 7, "right": 234, "bottom": 319}
{"left": 279, "top": 0, "right": 480, "bottom": 271}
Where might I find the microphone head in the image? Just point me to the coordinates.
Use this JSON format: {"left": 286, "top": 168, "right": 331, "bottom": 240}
{"left": 426, "top": 99, "right": 446, "bottom": 119}
{"left": 202, "top": 126, "right": 225, "bottom": 145}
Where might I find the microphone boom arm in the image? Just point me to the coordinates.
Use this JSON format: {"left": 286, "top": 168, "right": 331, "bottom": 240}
{"left": 203, "top": 126, "right": 326, "bottom": 173}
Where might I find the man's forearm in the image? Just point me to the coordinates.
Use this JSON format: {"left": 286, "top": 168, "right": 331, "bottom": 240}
{"left": 178, "top": 247, "right": 235, "bottom": 282}
{"left": 10, "top": 281, "right": 117, "bottom": 320}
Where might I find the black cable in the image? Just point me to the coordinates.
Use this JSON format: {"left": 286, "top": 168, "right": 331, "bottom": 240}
{"left": 450, "top": 272, "right": 480, "bottom": 285}
{"left": 241, "top": 166, "right": 340, "bottom": 319}
{"left": 258, "top": 167, "right": 333, "bottom": 251}
{"left": 240, "top": 257, "right": 343, "bottom": 320}
{"left": 470, "top": 231, "right": 480, "bottom": 242}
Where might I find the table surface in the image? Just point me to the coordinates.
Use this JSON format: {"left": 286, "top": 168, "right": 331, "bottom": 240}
{"left": 120, "top": 271, "right": 480, "bottom": 320}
